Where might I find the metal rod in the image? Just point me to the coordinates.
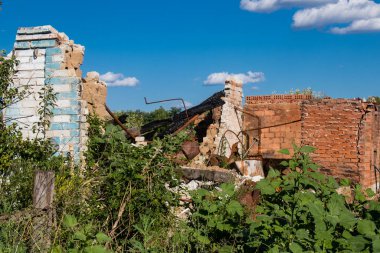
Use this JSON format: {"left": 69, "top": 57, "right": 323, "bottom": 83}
{"left": 144, "top": 97, "right": 189, "bottom": 120}
{"left": 105, "top": 104, "right": 137, "bottom": 139}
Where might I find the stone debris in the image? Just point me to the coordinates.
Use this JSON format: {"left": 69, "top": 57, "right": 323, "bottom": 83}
{"left": 82, "top": 71, "right": 109, "bottom": 119}
{"left": 214, "top": 79, "right": 243, "bottom": 158}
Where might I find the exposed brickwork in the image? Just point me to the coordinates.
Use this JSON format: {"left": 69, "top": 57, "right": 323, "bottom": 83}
{"left": 243, "top": 95, "right": 380, "bottom": 190}
{"left": 300, "top": 99, "right": 363, "bottom": 183}
{"left": 246, "top": 94, "right": 312, "bottom": 104}
{"left": 5, "top": 26, "right": 89, "bottom": 162}
{"left": 244, "top": 97, "right": 304, "bottom": 159}
{"left": 214, "top": 80, "right": 243, "bottom": 157}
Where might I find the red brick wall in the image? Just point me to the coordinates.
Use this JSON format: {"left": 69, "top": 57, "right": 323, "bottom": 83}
{"left": 356, "top": 105, "right": 380, "bottom": 189}
{"left": 300, "top": 99, "right": 363, "bottom": 182}
{"left": 244, "top": 95, "right": 306, "bottom": 159}
{"left": 243, "top": 95, "right": 380, "bottom": 190}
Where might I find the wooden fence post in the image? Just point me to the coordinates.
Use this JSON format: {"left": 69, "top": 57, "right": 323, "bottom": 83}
{"left": 31, "top": 171, "right": 55, "bottom": 252}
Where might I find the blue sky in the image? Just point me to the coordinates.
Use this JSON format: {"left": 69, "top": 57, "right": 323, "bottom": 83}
{"left": 1, "top": 0, "right": 380, "bottom": 111}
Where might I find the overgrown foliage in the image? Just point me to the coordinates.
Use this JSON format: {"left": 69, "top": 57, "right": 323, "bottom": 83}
{"left": 0, "top": 48, "right": 379, "bottom": 252}
{"left": 250, "top": 144, "right": 380, "bottom": 252}
{"left": 116, "top": 107, "right": 181, "bottom": 129}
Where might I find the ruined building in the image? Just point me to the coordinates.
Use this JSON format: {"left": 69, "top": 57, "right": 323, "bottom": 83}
{"left": 4, "top": 25, "right": 380, "bottom": 191}
{"left": 4, "top": 26, "right": 107, "bottom": 161}
{"left": 243, "top": 95, "right": 380, "bottom": 190}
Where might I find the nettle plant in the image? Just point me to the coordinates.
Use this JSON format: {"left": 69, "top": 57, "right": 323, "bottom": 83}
{"left": 188, "top": 183, "right": 248, "bottom": 252}
{"left": 249, "top": 144, "right": 380, "bottom": 253}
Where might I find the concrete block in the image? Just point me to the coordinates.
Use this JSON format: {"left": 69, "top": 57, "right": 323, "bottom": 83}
{"left": 45, "top": 48, "right": 62, "bottom": 56}
{"left": 52, "top": 107, "right": 80, "bottom": 115}
{"left": 17, "top": 56, "right": 32, "bottom": 63}
{"left": 17, "top": 26, "right": 58, "bottom": 35}
{"left": 20, "top": 107, "right": 38, "bottom": 115}
{"left": 31, "top": 56, "right": 45, "bottom": 64}
{"left": 46, "top": 129, "right": 71, "bottom": 138}
{"left": 51, "top": 115, "right": 71, "bottom": 123}
{"left": 46, "top": 77, "right": 80, "bottom": 85}
{"left": 21, "top": 99, "right": 40, "bottom": 108}
{"left": 71, "top": 115, "right": 81, "bottom": 122}
{"left": 50, "top": 69, "right": 76, "bottom": 77}
{"left": 4, "top": 108, "right": 20, "bottom": 117}
{"left": 46, "top": 55, "right": 64, "bottom": 63}
{"left": 52, "top": 84, "right": 72, "bottom": 93}
{"left": 14, "top": 70, "right": 45, "bottom": 78}
{"left": 26, "top": 115, "right": 40, "bottom": 123}
{"left": 16, "top": 33, "right": 59, "bottom": 41}
{"left": 14, "top": 42, "right": 31, "bottom": 49}
{"left": 14, "top": 49, "right": 34, "bottom": 57}
{"left": 70, "top": 130, "right": 80, "bottom": 137}
{"left": 52, "top": 55, "right": 64, "bottom": 62}
{"left": 13, "top": 78, "right": 45, "bottom": 86}
{"left": 50, "top": 122, "right": 80, "bottom": 130}
{"left": 45, "top": 62, "right": 61, "bottom": 70}
{"left": 31, "top": 40, "right": 57, "bottom": 48}
{"left": 56, "top": 91, "right": 79, "bottom": 100}
{"left": 16, "top": 63, "right": 45, "bottom": 71}
{"left": 56, "top": 99, "right": 74, "bottom": 108}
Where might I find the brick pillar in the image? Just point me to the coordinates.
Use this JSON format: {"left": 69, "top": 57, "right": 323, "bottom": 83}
{"left": 214, "top": 79, "right": 243, "bottom": 157}
{"left": 5, "top": 25, "right": 88, "bottom": 162}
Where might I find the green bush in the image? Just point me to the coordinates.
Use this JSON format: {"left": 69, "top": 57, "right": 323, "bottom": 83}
{"left": 249, "top": 144, "right": 380, "bottom": 252}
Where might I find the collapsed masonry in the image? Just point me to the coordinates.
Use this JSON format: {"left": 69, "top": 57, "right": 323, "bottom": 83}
{"left": 243, "top": 95, "right": 380, "bottom": 191}
{"left": 4, "top": 26, "right": 379, "bottom": 192}
{"left": 4, "top": 26, "right": 108, "bottom": 161}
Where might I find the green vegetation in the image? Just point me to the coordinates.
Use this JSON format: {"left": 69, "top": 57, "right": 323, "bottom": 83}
{"left": 274, "top": 87, "right": 328, "bottom": 99}
{"left": 1, "top": 51, "right": 380, "bottom": 252}
{"left": 368, "top": 96, "right": 380, "bottom": 104}
{"left": 115, "top": 107, "right": 181, "bottom": 129}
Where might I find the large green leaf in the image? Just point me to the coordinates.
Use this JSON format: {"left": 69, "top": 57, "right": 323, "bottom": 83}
{"left": 63, "top": 215, "right": 78, "bottom": 228}
{"left": 339, "top": 211, "right": 356, "bottom": 229}
{"left": 73, "top": 231, "right": 86, "bottom": 241}
{"left": 256, "top": 180, "right": 276, "bottom": 195}
{"left": 84, "top": 245, "right": 108, "bottom": 253}
{"left": 296, "top": 229, "right": 310, "bottom": 240}
{"left": 218, "top": 245, "right": 234, "bottom": 253}
{"left": 278, "top": 149, "right": 290, "bottom": 155}
{"left": 194, "top": 232, "right": 211, "bottom": 245}
{"left": 299, "top": 146, "right": 316, "bottom": 153}
{"left": 349, "top": 236, "right": 369, "bottom": 252}
{"left": 226, "top": 200, "right": 244, "bottom": 216}
{"left": 373, "top": 238, "right": 380, "bottom": 252}
{"left": 220, "top": 183, "right": 235, "bottom": 196}
{"left": 289, "top": 242, "right": 303, "bottom": 253}
{"left": 357, "top": 220, "right": 376, "bottom": 237}
{"left": 96, "top": 232, "right": 111, "bottom": 244}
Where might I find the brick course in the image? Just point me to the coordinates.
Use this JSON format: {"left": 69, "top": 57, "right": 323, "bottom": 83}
{"left": 5, "top": 25, "right": 88, "bottom": 162}
{"left": 243, "top": 96, "right": 380, "bottom": 190}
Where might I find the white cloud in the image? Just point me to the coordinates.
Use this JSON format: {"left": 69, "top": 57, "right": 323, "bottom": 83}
{"left": 330, "top": 17, "right": 380, "bottom": 34}
{"left": 293, "top": 0, "right": 380, "bottom": 29}
{"left": 241, "top": 0, "right": 380, "bottom": 34}
{"left": 240, "top": 0, "right": 336, "bottom": 13}
{"left": 100, "top": 72, "right": 139, "bottom": 87}
{"left": 204, "top": 71, "right": 265, "bottom": 85}
{"left": 99, "top": 72, "right": 123, "bottom": 82}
